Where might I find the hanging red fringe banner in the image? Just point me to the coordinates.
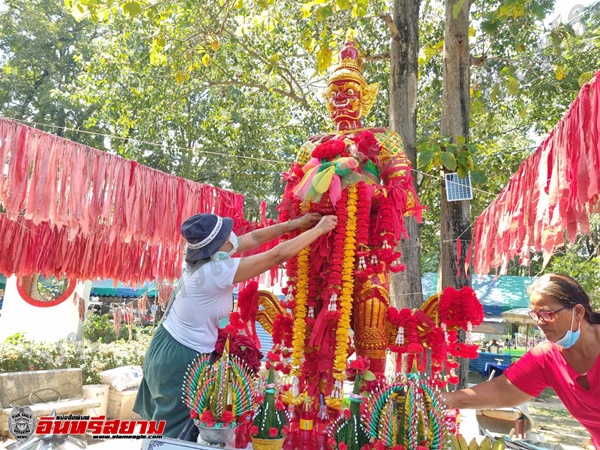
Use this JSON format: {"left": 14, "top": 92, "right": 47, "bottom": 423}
{"left": 0, "top": 119, "right": 276, "bottom": 284}
{"left": 469, "top": 71, "right": 600, "bottom": 275}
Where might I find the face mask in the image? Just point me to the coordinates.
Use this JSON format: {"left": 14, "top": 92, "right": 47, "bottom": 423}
{"left": 210, "top": 233, "right": 238, "bottom": 261}
{"left": 554, "top": 308, "right": 581, "bottom": 349}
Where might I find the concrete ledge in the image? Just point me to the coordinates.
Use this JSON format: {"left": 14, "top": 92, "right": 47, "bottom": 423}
{"left": 0, "top": 368, "right": 100, "bottom": 435}
{"left": 0, "top": 368, "right": 83, "bottom": 407}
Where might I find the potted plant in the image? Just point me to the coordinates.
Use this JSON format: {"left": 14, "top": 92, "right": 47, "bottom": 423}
{"left": 250, "top": 352, "right": 288, "bottom": 450}
{"left": 183, "top": 341, "right": 256, "bottom": 446}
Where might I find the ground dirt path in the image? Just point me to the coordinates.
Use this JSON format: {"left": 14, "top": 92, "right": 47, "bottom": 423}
{"left": 526, "top": 391, "right": 593, "bottom": 449}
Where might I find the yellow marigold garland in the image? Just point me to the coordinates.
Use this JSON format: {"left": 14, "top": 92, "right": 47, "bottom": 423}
{"left": 325, "top": 184, "right": 358, "bottom": 410}
{"left": 282, "top": 390, "right": 307, "bottom": 407}
{"left": 291, "top": 246, "right": 310, "bottom": 375}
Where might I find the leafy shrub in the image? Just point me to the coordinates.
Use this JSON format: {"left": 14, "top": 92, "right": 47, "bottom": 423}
{"left": 0, "top": 331, "right": 151, "bottom": 384}
{"left": 84, "top": 314, "right": 138, "bottom": 343}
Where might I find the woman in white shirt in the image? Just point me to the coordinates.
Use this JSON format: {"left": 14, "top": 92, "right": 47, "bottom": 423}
{"left": 134, "top": 212, "right": 337, "bottom": 438}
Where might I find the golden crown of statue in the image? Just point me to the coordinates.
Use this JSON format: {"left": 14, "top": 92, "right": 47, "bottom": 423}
{"left": 326, "top": 37, "right": 379, "bottom": 119}
{"left": 337, "top": 39, "right": 363, "bottom": 72}
{"left": 327, "top": 39, "right": 365, "bottom": 86}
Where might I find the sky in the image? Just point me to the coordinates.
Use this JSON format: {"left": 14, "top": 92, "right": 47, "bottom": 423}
{"left": 547, "top": 0, "right": 597, "bottom": 26}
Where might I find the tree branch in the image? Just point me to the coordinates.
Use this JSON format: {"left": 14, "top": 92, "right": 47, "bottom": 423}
{"left": 20, "top": 69, "right": 50, "bottom": 117}
{"left": 203, "top": 79, "right": 309, "bottom": 107}
{"left": 226, "top": 30, "right": 308, "bottom": 102}
{"left": 364, "top": 52, "right": 390, "bottom": 63}
{"left": 379, "top": 14, "right": 399, "bottom": 39}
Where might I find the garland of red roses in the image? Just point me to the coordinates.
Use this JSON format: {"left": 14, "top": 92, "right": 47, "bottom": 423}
{"left": 386, "top": 286, "right": 484, "bottom": 386}
{"left": 280, "top": 197, "right": 301, "bottom": 307}
{"left": 323, "top": 188, "right": 349, "bottom": 320}
{"left": 312, "top": 138, "right": 348, "bottom": 160}
{"left": 369, "top": 192, "right": 405, "bottom": 273}
{"left": 427, "top": 326, "right": 448, "bottom": 388}
{"left": 387, "top": 307, "right": 426, "bottom": 373}
{"left": 439, "top": 286, "right": 484, "bottom": 360}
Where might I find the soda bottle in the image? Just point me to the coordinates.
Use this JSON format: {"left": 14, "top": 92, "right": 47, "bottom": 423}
{"left": 283, "top": 404, "right": 299, "bottom": 450}
{"left": 298, "top": 396, "right": 314, "bottom": 450}
{"left": 314, "top": 394, "right": 330, "bottom": 450}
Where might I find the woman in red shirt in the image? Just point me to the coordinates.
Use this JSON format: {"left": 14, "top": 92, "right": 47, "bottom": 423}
{"left": 443, "top": 273, "right": 600, "bottom": 449}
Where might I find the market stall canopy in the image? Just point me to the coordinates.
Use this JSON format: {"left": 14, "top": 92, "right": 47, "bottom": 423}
{"left": 90, "top": 279, "right": 157, "bottom": 298}
{"left": 422, "top": 272, "right": 532, "bottom": 317}
{"left": 469, "top": 70, "right": 600, "bottom": 275}
{"left": 501, "top": 307, "right": 537, "bottom": 348}
{"left": 0, "top": 119, "right": 276, "bottom": 284}
{"left": 472, "top": 318, "right": 506, "bottom": 335}
{"left": 501, "top": 308, "right": 536, "bottom": 326}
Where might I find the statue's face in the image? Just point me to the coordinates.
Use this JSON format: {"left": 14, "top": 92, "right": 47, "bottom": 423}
{"left": 325, "top": 80, "right": 363, "bottom": 123}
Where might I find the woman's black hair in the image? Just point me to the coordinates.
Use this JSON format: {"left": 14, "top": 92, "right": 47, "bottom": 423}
{"left": 527, "top": 273, "right": 600, "bottom": 324}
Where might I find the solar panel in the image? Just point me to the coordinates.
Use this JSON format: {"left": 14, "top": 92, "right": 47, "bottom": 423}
{"left": 445, "top": 172, "right": 473, "bottom": 201}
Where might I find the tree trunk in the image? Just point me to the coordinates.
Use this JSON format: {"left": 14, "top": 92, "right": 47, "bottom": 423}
{"left": 389, "top": 0, "right": 423, "bottom": 311}
{"left": 440, "top": 0, "right": 472, "bottom": 389}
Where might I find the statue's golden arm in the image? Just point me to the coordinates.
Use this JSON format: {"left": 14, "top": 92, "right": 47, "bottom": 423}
{"left": 255, "top": 290, "right": 289, "bottom": 335}
{"left": 374, "top": 130, "right": 418, "bottom": 215}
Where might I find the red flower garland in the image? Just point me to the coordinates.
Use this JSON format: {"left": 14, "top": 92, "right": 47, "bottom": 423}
{"left": 387, "top": 296, "right": 483, "bottom": 385}
{"left": 272, "top": 314, "right": 293, "bottom": 348}
{"left": 387, "top": 307, "right": 413, "bottom": 353}
{"left": 428, "top": 326, "right": 447, "bottom": 378}
{"left": 299, "top": 189, "right": 351, "bottom": 395}
{"left": 214, "top": 329, "right": 263, "bottom": 374}
{"left": 238, "top": 281, "right": 259, "bottom": 322}
{"left": 312, "top": 139, "right": 347, "bottom": 160}
{"left": 352, "top": 131, "right": 381, "bottom": 163}
{"left": 438, "top": 286, "right": 484, "bottom": 329}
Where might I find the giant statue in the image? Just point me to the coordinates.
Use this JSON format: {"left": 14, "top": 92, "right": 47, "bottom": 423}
{"left": 277, "top": 38, "right": 422, "bottom": 407}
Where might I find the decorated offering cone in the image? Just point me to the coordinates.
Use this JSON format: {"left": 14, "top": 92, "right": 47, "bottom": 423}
{"left": 182, "top": 339, "right": 256, "bottom": 446}
{"left": 364, "top": 371, "right": 450, "bottom": 450}
{"left": 251, "top": 365, "right": 288, "bottom": 450}
{"left": 328, "top": 357, "right": 371, "bottom": 450}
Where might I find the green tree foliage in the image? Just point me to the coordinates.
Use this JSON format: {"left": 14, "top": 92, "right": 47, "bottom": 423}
{"left": 68, "top": 1, "right": 323, "bottom": 217}
{"left": 0, "top": 0, "right": 106, "bottom": 147}
{"left": 64, "top": 0, "right": 407, "bottom": 217}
